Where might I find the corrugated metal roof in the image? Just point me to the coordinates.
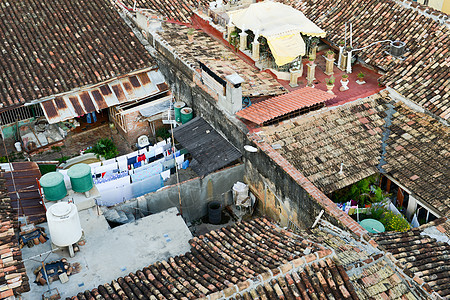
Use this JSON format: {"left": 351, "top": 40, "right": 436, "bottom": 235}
{"left": 40, "top": 69, "right": 166, "bottom": 124}
{"left": 172, "top": 117, "right": 242, "bottom": 176}
{"left": 1, "top": 162, "right": 46, "bottom": 223}
{"left": 236, "top": 87, "right": 335, "bottom": 125}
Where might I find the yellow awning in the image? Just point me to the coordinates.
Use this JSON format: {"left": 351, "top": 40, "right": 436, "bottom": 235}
{"left": 266, "top": 33, "right": 306, "bottom": 66}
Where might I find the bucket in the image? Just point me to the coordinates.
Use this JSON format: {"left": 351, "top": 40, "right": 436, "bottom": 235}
{"left": 14, "top": 142, "right": 22, "bottom": 152}
{"left": 208, "top": 201, "right": 222, "bottom": 224}
{"left": 181, "top": 107, "right": 193, "bottom": 124}
{"left": 174, "top": 102, "right": 186, "bottom": 123}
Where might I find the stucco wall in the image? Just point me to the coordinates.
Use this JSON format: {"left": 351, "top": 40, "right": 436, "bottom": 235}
{"left": 113, "top": 163, "right": 245, "bottom": 222}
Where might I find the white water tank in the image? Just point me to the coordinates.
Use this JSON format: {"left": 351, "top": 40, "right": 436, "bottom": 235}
{"left": 46, "top": 202, "right": 82, "bottom": 247}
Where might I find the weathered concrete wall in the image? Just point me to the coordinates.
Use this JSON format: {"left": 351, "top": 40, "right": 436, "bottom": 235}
{"left": 113, "top": 163, "right": 245, "bottom": 222}
{"left": 1, "top": 117, "right": 35, "bottom": 139}
{"left": 127, "top": 20, "right": 361, "bottom": 232}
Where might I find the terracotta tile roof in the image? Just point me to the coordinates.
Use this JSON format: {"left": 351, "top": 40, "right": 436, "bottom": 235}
{"left": 263, "top": 91, "right": 450, "bottom": 215}
{"left": 0, "top": 0, "right": 154, "bottom": 109}
{"left": 122, "top": 0, "right": 210, "bottom": 23}
{"left": 155, "top": 22, "right": 286, "bottom": 98}
{"left": 263, "top": 93, "right": 388, "bottom": 194}
{"left": 373, "top": 217, "right": 450, "bottom": 298}
{"left": 0, "top": 174, "right": 30, "bottom": 297}
{"left": 1, "top": 162, "right": 46, "bottom": 223}
{"left": 236, "top": 87, "right": 335, "bottom": 126}
{"left": 68, "top": 218, "right": 431, "bottom": 299}
{"left": 284, "top": 0, "right": 450, "bottom": 121}
{"left": 383, "top": 101, "right": 450, "bottom": 216}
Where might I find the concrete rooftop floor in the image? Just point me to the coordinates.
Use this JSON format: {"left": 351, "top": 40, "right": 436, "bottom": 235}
{"left": 22, "top": 207, "right": 192, "bottom": 299}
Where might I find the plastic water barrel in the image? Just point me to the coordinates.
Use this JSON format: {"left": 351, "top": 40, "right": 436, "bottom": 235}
{"left": 174, "top": 102, "right": 186, "bottom": 123}
{"left": 67, "top": 163, "right": 93, "bottom": 193}
{"left": 181, "top": 107, "right": 193, "bottom": 124}
{"left": 208, "top": 201, "right": 222, "bottom": 224}
{"left": 40, "top": 172, "right": 67, "bottom": 201}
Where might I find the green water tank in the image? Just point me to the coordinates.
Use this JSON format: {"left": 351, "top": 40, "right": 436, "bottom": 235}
{"left": 40, "top": 172, "right": 67, "bottom": 201}
{"left": 67, "top": 163, "right": 93, "bottom": 193}
{"left": 174, "top": 102, "right": 186, "bottom": 123}
{"left": 181, "top": 107, "right": 193, "bottom": 124}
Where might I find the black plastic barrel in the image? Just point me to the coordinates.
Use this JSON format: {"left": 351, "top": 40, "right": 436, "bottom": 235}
{"left": 208, "top": 201, "right": 222, "bottom": 224}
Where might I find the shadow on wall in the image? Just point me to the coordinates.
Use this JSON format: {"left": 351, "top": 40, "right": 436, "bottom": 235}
{"left": 111, "top": 163, "right": 245, "bottom": 222}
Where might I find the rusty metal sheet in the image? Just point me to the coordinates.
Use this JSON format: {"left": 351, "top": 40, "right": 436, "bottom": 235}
{"left": 40, "top": 100, "right": 59, "bottom": 122}
{"left": 100, "top": 84, "right": 113, "bottom": 96}
{"left": 69, "top": 95, "right": 85, "bottom": 116}
{"left": 40, "top": 70, "right": 168, "bottom": 124}
{"left": 79, "top": 91, "right": 96, "bottom": 113}
{"left": 157, "top": 82, "right": 169, "bottom": 92}
{"left": 137, "top": 72, "right": 151, "bottom": 85}
{"left": 2, "top": 162, "right": 46, "bottom": 223}
{"left": 112, "top": 84, "right": 127, "bottom": 103}
{"left": 129, "top": 76, "right": 141, "bottom": 88}
{"left": 91, "top": 89, "right": 108, "bottom": 110}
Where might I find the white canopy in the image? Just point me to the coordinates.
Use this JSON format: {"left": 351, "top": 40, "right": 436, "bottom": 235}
{"left": 228, "top": 1, "right": 326, "bottom": 66}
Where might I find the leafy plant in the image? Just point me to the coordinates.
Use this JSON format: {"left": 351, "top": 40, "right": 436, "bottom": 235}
{"left": 310, "top": 37, "right": 319, "bottom": 47}
{"left": 338, "top": 40, "right": 344, "bottom": 46}
{"left": 87, "top": 138, "right": 118, "bottom": 160}
{"left": 326, "top": 50, "right": 335, "bottom": 57}
{"left": 156, "top": 127, "right": 171, "bottom": 140}
{"left": 380, "top": 211, "right": 410, "bottom": 232}
{"left": 342, "top": 74, "right": 349, "bottom": 79}
{"left": 308, "top": 55, "right": 315, "bottom": 61}
{"left": 325, "top": 76, "right": 335, "bottom": 86}
{"left": 357, "top": 71, "right": 365, "bottom": 79}
{"left": 57, "top": 156, "right": 71, "bottom": 164}
{"left": 187, "top": 28, "right": 195, "bottom": 35}
{"left": 369, "top": 206, "right": 385, "bottom": 220}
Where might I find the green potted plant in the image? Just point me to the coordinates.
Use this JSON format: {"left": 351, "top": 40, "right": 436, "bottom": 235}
{"left": 187, "top": 28, "right": 195, "bottom": 43}
{"left": 326, "top": 50, "right": 335, "bottom": 59}
{"left": 325, "top": 76, "right": 335, "bottom": 94}
{"left": 356, "top": 71, "right": 365, "bottom": 84}
{"left": 340, "top": 73, "right": 349, "bottom": 91}
{"left": 308, "top": 55, "right": 315, "bottom": 64}
{"left": 338, "top": 40, "right": 345, "bottom": 47}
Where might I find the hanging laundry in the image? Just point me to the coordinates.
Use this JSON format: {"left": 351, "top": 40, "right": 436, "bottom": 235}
{"left": 137, "top": 154, "right": 146, "bottom": 162}
{"left": 181, "top": 160, "right": 189, "bottom": 169}
{"left": 86, "top": 113, "right": 92, "bottom": 124}
{"left": 162, "top": 159, "right": 175, "bottom": 171}
{"left": 175, "top": 154, "right": 184, "bottom": 166}
{"left": 92, "top": 111, "right": 97, "bottom": 122}
{"left": 127, "top": 156, "right": 137, "bottom": 166}
{"left": 174, "top": 150, "right": 181, "bottom": 157}
{"left": 160, "top": 170, "right": 170, "bottom": 181}
{"left": 133, "top": 161, "right": 142, "bottom": 169}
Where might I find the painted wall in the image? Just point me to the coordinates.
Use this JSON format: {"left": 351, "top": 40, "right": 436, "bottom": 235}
{"left": 0, "top": 117, "right": 35, "bottom": 139}
{"left": 442, "top": 0, "right": 450, "bottom": 13}
{"left": 112, "top": 163, "right": 245, "bottom": 222}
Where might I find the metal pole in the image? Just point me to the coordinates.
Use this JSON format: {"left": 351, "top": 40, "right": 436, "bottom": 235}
{"left": 350, "top": 23, "right": 353, "bottom": 49}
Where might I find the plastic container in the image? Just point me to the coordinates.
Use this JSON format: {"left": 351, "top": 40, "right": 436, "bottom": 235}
{"left": 208, "top": 201, "right": 222, "bottom": 224}
{"left": 40, "top": 172, "right": 67, "bottom": 201}
{"left": 67, "top": 163, "right": 93, "bottom": 193}
{"left": 47, "top": 202, "right": 82, "bottom": 247}
{"left": 181, "top": 107, "right": 193, "bottom": 124}
{"left": 14, "top": 142, "right": 22, "bottom": 152}
{"left": 174, "top": 102, "right": 186, "bottom": 123}
{"left": 233, "top": 181, "right": 249, "bottom": 206}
